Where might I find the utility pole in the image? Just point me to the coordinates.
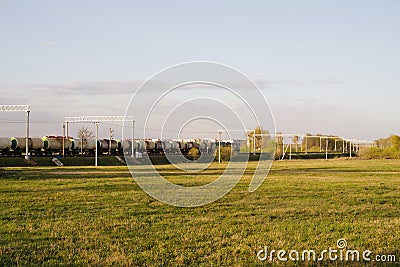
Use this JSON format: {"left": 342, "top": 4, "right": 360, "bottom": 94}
{"left": 218, "top": 130, "right": 222, "bottom": 163}
{"left": 25, "top": 110, "right": 30, "bottom": 160}
{"left": 109, "top": 128, "right": 114, "bottom": 155}
{"left": 253, "top": 131, "right": 256, "bottom": 155}
{"left": 326, "top": 139, "right": 328, "bottom": 160}
{"left": 342, "top": 139, "right": 345, "bottom": 154}
{"left": 349, "top": 142, "right": 352, "bottom": 158}
{"left": 95, "top": 122, "right": 99, "bottom": 166}
{"left": 62, "top": 123, "right": 65, "bottom": 157}
{"left": 132, "top": 120, "right": 135, "bottom": 158}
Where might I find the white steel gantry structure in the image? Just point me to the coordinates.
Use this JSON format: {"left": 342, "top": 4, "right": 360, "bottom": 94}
{"left": 275, "top": 133, "right": 374, "bottom": 160}
{"left": 65, "top": 116, "right": 135, "bottom": 166}
{"left": 235, "top": 131, "right": 373, "bottom": 160}
{"left": 0, "top": 105, "right": 31, "bottom": 159}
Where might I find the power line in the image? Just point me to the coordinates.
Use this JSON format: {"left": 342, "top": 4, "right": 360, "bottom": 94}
{"left": 0, "top": 119, "right": 62, "bottom": 124}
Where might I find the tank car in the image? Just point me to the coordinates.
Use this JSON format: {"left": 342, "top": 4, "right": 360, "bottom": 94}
{"left": 0, "top": 137, "right": 17, "bottom": 150}
{"left": 42, "top": 136, "right": 73, "bottom": 155}
{"left": 145, "top": 140, "right": 156, "bottom": 151}
{"left": 122, "top": 140, "right": 143, "bottom": 155}
{"left": 72, "top": 138, "right": 97, "bottom": 155}
{"left": 98, "top": 139, "right": 121, "bottom": 155}
{"left": 0, "top": 137, "right": 17, "bottom": 155}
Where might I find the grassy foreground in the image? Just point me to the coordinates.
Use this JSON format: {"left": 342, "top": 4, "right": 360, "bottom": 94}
{"left": 0, "top": 159, "right": 399, "bottom": 266}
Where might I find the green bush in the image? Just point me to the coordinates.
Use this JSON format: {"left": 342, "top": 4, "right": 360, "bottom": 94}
{"left": 188, "top": 147, "right": 200, "bottom": 160}
{"left": 215, "top": 146, "right": 231, "bottom": 162}
{"left": 359, "top": 147, "right": 400, "bottom": 159}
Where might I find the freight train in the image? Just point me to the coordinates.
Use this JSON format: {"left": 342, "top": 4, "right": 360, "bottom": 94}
{"left": 0, "top": 136, "right": 241, "bottom": 157}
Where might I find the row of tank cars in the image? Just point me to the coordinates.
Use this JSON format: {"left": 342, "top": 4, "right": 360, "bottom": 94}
{"left": 0, "top": 136, "right": 241, "bottom": 157}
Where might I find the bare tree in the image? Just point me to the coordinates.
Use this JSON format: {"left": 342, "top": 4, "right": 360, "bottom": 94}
{"left": 77, "top": 127, "right": 94, "bottom": 141}
{"left": 77, "top": 127, "right": 94, "bottom": 155}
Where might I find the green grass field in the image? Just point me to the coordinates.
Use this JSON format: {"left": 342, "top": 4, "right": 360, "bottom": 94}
{"left": 0, "top": 159, "right": 399, "bottom": 266}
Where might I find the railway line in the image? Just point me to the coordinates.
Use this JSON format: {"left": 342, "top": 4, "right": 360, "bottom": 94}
{"left": 0, "top": 136, "right": 241, "bottom": 157}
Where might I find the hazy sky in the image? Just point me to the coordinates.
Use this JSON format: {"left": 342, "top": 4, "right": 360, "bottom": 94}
{"left": 1, "top": 1, "right": 399, "bottom": 140}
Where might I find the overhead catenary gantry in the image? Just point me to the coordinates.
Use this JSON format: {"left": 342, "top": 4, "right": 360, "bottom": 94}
{"left": 220, "top": 130, "right": 372, "bottom": 159}
{"left": 0, "top": 105, "right": 31, "bottom": 159}
{"left": 65, "top": 116, "right": 135, "bottom": 166}
{"left": 236, "top": 131, "right": 374, "bottom": 160}
{"left": 274, "top": 133, "right": 374, "bottom": 160}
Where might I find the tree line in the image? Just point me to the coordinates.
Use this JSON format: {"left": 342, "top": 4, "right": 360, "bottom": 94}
{"left": 360, "top": 135, "right": 400, "bottom": 159}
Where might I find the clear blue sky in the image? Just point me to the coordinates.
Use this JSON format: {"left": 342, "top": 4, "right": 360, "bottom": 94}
{"left": 0, "top": 1, "right": 399, "bottom": 140}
